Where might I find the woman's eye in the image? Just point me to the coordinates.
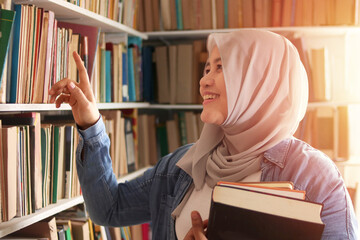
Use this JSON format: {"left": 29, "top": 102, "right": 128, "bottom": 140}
{"left": 204, "top": 68, "right": 210, "bottom": 75}
{"left": 217, "top": 64, "right": 222, "bottom": 70}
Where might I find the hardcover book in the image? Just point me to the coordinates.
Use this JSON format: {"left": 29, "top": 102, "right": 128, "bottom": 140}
{"left": 207, "top": 183, "right": 324, "bottom": 240}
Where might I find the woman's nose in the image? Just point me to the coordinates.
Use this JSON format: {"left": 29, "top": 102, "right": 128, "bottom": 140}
{"left": 200, "top": 75, "right": 215, "bottom": 87}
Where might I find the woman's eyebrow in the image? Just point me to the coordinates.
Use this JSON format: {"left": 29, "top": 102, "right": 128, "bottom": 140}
{"left": 205, "top": 57, "right": 222, "bottom": 68}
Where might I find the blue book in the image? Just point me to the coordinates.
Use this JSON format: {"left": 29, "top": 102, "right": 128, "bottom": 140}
{"left": 122, "top": 47, "right": 129, "bottom": 102}
{"left": 127, "top": 48, "right": 136, "bottom": 102}
{"left": 142, "top": 46, "right": 155, "bottom": 102}
{"left": 175, "top": 0, "right": 183, "bottom": 30}
{"left": 128, "top": 37, "right": 142, "bottom": 102}
{"left": 100, "top": 48, "right": 106, "bottom": 102}
{"left": 224, "top": 0, "right": 229, "bottom": 28}
{"left": 10, "top": 6, "right": 21, "bottom": 103}
{"left": 105, "top": 50, "right": 111, "bottom": 103}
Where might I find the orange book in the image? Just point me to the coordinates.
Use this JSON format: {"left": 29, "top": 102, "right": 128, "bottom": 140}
{"left": 302, "top": 0, "right": 313, "bottom": 26}
{"left": 143, "top": 0, "right": 154, "bottom": 31}
{"left": 271, "top": 0, "right": 282, "bottom": 27}
{"left": 281, "top": 0, "right": 293, "bottom": 26}
{"left": 335, "top": 0, "right": 357, "bottom": 25}
{"left": 294, "top": 0, "right": 303, "bottom": 26}
{"left": 228, "top": 0, "right": 242, "bottom": 28}
{"left": 313, "top": 0, "right": 327, "bottom": 26}
{"left": 242, "top": 0, "right": 254, "bottom": 27}
{"left": 215, "top": 0, "right": 225, "bottom": 29}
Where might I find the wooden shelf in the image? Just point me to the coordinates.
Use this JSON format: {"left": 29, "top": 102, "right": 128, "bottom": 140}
{"left": 13, "top": 0, "right": 147, "bottom": 39}
{"left": 146, "top": 26, "right": 360, "bottom": 40}
{"left": 0, "top": 102, "right": 150, "bottom": 112}
{"left": 0, "top": 167, "right": 150, "bottom": 237}
{"left": 147, "top": 104, "right": 203, "bottom": 110}
{"left": 307, "top": 101, "right": 360, "bottom": 108}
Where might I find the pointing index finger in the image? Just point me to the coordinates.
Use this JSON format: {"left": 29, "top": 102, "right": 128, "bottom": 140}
{"left": 72, "top": 51, "right": 89, "bottom": 84}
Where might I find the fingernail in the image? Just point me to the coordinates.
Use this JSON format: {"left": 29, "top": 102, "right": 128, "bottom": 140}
{"left": 69, "top": 82, "right": 75, "bottom": 89}
{"left": 191, "top": 211, "right": 198, "bottom": 220}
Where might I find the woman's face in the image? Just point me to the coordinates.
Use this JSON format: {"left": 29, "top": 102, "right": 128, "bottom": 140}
{"left": 200, "top": 46, "right": 228, "bottom": 125}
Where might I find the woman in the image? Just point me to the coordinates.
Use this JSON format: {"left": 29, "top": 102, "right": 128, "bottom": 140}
{"left": 49, "top": 29, "right": 358, "bottom": 239}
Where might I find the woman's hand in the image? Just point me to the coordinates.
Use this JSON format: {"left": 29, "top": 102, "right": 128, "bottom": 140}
{"left": 183, "top": 211, "right": 208, "bottom": 240}
{"left": 49, "top": 51, "right": 100, "bottom": 130}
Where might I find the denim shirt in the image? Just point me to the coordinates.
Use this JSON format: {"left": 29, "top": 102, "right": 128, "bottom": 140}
{"left": 76, "top": 117, "right": 358, "bottom": 240}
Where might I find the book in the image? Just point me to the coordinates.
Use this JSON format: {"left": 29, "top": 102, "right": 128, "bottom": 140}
{"left": 71, "top": 220, "right": 90, "bottom": 240}
{"left": 215, "top": 0, "right": 225, "bottom": 29}
{"left": 9, "top": 4, "right": 23, "bottom": 103}
{"left": 124, "top": 118, "right": 136, "bottom": 173}
{"left": 154, "top": 46, "right": 169, "bottom": 103}
{"left": 242, "top": 0, "right": 254, "bottom": 27}
{"left": 181, "top": 0, "right": 194, "bottom": 30}
{"left": 1, "top": 126, "right": 18, "bottom": 221}
{"left": 175, "top": 0, "right": 184, "bottom": 30}
{"left": 271, "top": 0, "right": 282, "bottom": 27}
{"left": 228, "top": 0, "right": 241, "bottom": 28}
{"left": 10, "top": 217, "right": 58, "bottom": 240}
{"left": 0, "top": 113, "right": 42, "bottom": 211}
{"left": 151, "top": 0, "right": 161, "bottom": 30}
{"left": 143, "top": 0, "right": 154, "bottom": 31}
{"left": 166, "top": 119, "right": 181, "bottom": 153}
{"left": 137, "top": 114, "right": 151, "bottom": 169}
{"left": 217, "top": 181, "right": 306, "bottom": 199}
{"left": 337, "top": 105, "right": 360, "bottom": 160}
{"left": 192, "top": 40, "right": 206, "bottom": 104}
{"left": 105, "top": 50, "right": 112, "bottom": 102}
{"left": 176, "top": 44, "right": 193, "bottom": 104}
{"left": 168, "top": 45, "right": 177, "bottom": 104}
{"left": 207, "top": 183, "right": 325, "bottom": 240}
{"left": 281, "top": 0, "right": 293, "bottom": 26}
{"left": 310, "top": 47, "right": 331, "bottom": 101}
{"left": 57, "top": 21, "right": 99, "bottom": 80}
{"left": 201, "top": 0, "right": 212, "bottom": 30}
{"left": 0, "top": 9, "right": 15, "bottom": 86}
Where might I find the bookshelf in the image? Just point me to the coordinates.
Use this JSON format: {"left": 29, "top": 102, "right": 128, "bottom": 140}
{"left": 2, "top": 0, "right": 360, "bottom": 237}
{"left": 0, "top": 102, "right": 150, "bottom": 112}
{"left": 147, "top": 26, "right": 360, "bottom": 39}
{"left": 13, "top": 0, "right": 148, "bottom": 38}
{"left": 0, "top": 167, "right": 149, "bottom": 237}
{"left": 0, "top": 0, "right": 152, "bottom": 238}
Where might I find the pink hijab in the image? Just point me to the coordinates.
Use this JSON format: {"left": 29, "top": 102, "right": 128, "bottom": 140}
{"left": 177, "top": 30, "right": 309, "bottom": 190}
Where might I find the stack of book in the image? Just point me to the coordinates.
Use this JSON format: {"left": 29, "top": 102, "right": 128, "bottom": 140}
{"left": 207, "top": 181, "right": 324, "bottom": 240}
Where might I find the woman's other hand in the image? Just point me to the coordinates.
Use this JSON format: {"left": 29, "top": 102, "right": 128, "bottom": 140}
{"left": 183, "top": 211, "right": 208, "bottom": 240}
{"left": 49, "top": 51, "right": 100, "bottom": 130}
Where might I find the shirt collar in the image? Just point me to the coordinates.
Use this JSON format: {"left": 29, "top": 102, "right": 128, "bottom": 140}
{"left": 263, "top": 138, "right": 292, "bottom": 168}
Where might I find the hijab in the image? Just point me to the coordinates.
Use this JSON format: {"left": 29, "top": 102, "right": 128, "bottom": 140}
{"left": 176, "top": 30, "right": 309, "bottom": 190}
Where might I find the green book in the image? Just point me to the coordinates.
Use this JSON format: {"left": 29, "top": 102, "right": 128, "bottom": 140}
{"left": 156, "top": 123, "right": 169, "bottom": 158}
{"left": 52, "top": 125, "right": 60, "bottom": 204}
{"left": 178, "top": 111, "right": 187, "bottom": 145}
{"left": 0, "top": 9, "right": 15, "bottom": 83}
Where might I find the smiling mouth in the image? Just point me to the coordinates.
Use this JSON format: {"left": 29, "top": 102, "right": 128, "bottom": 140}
{"left": 203, "top": 94, "right": 219, "bottom": 100}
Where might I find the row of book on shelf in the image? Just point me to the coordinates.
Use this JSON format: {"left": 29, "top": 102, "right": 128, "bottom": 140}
{"left": 3, "top": 205, "right": 152, "bottom": 240}
{"left": 0, "top": 113, "right": 81, "bottom": 223}
{"left": 0, "top": 105, "right": 205, "bottom": 224}
{"left": 294, "top": 105, "right": 360, "bottom": 161}
{"left": 0, "top": 4, "right": 144, "bottom": 104}
{"left": 0, "top": 109, "right": 141, "bottom": 224}
{"left": 66, "top": 0, "right": 138, "bottom": 30}
{"left": 142, "top": 0, "right": 359, "bottom": 32}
